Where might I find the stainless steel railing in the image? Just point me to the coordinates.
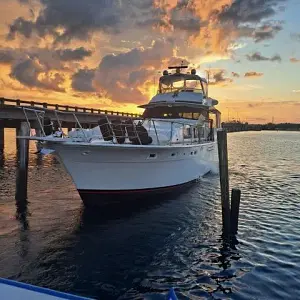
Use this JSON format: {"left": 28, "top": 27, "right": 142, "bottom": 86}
{"left": 20, "top": 107, "right": 215, "bottom": 146}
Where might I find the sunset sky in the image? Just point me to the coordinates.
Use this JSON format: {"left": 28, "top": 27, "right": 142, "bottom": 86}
{"left": 0, "top": 0, "right": 299, "bottom": 123}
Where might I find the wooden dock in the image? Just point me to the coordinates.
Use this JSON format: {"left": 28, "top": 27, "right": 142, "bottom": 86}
{"left": 0, "top": 97, "right": 141, "bottom": 151}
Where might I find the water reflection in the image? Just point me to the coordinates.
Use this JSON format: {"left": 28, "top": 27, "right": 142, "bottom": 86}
{"left": 77, "top": 194, "right": 183, "bottom": 230}
{"left": 2, "top": 131, "right": 300, "bottom": 299}
{"left": 15, "top": 198, "right": 29, "bottom": 231}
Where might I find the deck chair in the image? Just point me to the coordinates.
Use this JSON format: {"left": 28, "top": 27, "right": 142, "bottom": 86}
{"left": 124, "top": 119, "right": 152, "bottom": 145}
{"left": 98, "top": 117, "right": 113, "bottom": 141}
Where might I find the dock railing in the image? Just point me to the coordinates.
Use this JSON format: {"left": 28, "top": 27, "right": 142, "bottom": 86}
{"left": 0, "top": 97, "right": 142, "bottom": 118}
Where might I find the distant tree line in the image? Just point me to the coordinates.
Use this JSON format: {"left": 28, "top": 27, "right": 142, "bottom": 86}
{"left": 262, "top": 123, "right": 300, "bottom": 131}
{"left": 221, "top": 121, "right": 300, "bottom": 132}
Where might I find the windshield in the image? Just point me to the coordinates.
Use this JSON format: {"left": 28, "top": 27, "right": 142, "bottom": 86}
{"left": 160, "top": 78, "right": 204, "bottom": 94}
{"left": 185, "top": 79, "right": 202, "bottom": 89}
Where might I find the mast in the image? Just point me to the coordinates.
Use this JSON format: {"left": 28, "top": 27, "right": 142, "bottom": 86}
{"left": 206, "top": 68, "right": 210, "bottom": 98}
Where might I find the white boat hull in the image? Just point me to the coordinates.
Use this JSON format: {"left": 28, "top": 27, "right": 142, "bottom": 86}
{"left": 47, "top": 141, "right": 217, "bottom": 206}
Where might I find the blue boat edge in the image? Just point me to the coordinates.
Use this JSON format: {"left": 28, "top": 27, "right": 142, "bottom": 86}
{"left": 1, "top": 277, "right": 178, "bottom": 299}
{"left": 0, "top": 277, "right": 93, "bottom": 299}
{"left": 167, "top": 287, "right": 178, "bottom": 300}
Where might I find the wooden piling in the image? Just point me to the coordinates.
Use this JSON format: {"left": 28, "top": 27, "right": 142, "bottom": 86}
{"left": 16, "top": 126, "right": 20, "bottom": 151}
{"left": 217, "top": 129, "right": 230, "bottom": 236}
{"left": 230, "top": 189, "right": 241, "bottom": 234}
{"left": 0, "top": 120, "right": 4, "bottom": 153}
{"left": 15, "top": 122, "right": 30, "bottom": 201}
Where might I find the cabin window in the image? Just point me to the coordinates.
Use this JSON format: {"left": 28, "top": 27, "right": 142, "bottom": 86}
{"left": 142, "top": 107, "right": 209, "bottom": 120}
{"left": 182, "top": 112, "right": 193, "bottom": 119}
{"left": 193, "top": 112, "right": 200, "bottom": 119}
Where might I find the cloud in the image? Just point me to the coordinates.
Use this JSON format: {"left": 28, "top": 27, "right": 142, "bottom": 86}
{"left": 0, "top": 48, "right": 18, "bottom": 64}
{"left": 94, "top": 40, "right": 175, "bottom": 104}
{"left": 8, "top": 0, "right": 124, "bottom": 42}
{"left": 169, "top": 1, "right": 201, "bottom": 33}
{"left": 0, "top": 46, "right": 92, "bottom": 69}
{"left": 232, "top": 72, "right": 240, "bottom": 78}
{"left": 209, "top": 69, "right": 233, "bottom": 86}
{"left": 290, "top": 57, "right": 300, "bottom": 63}
{"left": 246, "top": 52, "right": 281, "bottom": 62}
{"left": 7, "top": 17, "right": 34, "bottom": 40}
{"left": 244, "top": 71, "right": 264, "bottom": 77}
{"left": 8, "top": 0, "right": 286, "bottom": 49}
{"left": 253, "top": 23, "right": 283, "bottom": 42}
{"left": 10, "top": 57, "right": 65, "bottom": 92}
{"left": 71, "top": 68, "right": 96, "bottom": 92}
{"left": 8, "top": 0, "right": 170, "bottom": 43}
{"left": 219, "top": 0, "right": 287, "bottom": 24}
{"left": 167, "top": 57, "right": 190, "bottom": 66}
{"left": 55, "top": 47, "right": 92, "bottom": 61}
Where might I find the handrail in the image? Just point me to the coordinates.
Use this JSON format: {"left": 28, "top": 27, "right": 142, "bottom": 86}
{"left": 0, "top": 97, "right": 142, "bottom": 118}
{"left": 18, "top": 106, "right": 215, "bottom": 145}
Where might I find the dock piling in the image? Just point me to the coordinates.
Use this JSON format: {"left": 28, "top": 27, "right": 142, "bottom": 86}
{"left": 15, "top": 122, "right": 30, "bottom": 202}
{"left": 217, "top": 129, "right": 230, "bottom": 236}
{"left": 230, "top": 188, "right": 241, "bottom": 234}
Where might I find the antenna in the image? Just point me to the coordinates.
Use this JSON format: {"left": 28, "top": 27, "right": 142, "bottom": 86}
{"left": 206, "top": 67, "right": 211, "bottom": 97}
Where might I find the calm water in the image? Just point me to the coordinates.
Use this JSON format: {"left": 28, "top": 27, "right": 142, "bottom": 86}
{"left": 0, "top": 130, "right": 300, "bottom": 299}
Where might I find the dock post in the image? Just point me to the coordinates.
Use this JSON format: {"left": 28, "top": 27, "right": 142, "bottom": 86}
{"left": 16, "top": 125, "right": 20, "bottom": 152}
{"left": 230, "top": 189, "right": 241, "bottom": 234}
{"left": 15, "top": 122, "right": 30, "bottom": 202}
{"left": 217, "top": 129, "right": 230, "bottom": 236}
{"left": 0, "top": 120, "right": 4, "bottom": 153}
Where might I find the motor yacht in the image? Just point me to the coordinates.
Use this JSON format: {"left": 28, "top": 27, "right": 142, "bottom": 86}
{"left": 22, "top": 65, "right": 221, "bottom": 206}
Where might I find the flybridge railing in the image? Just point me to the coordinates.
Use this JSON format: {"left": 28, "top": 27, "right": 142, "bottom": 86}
{"left": 0, "top": 97, "right": 142, "bottom": 118}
